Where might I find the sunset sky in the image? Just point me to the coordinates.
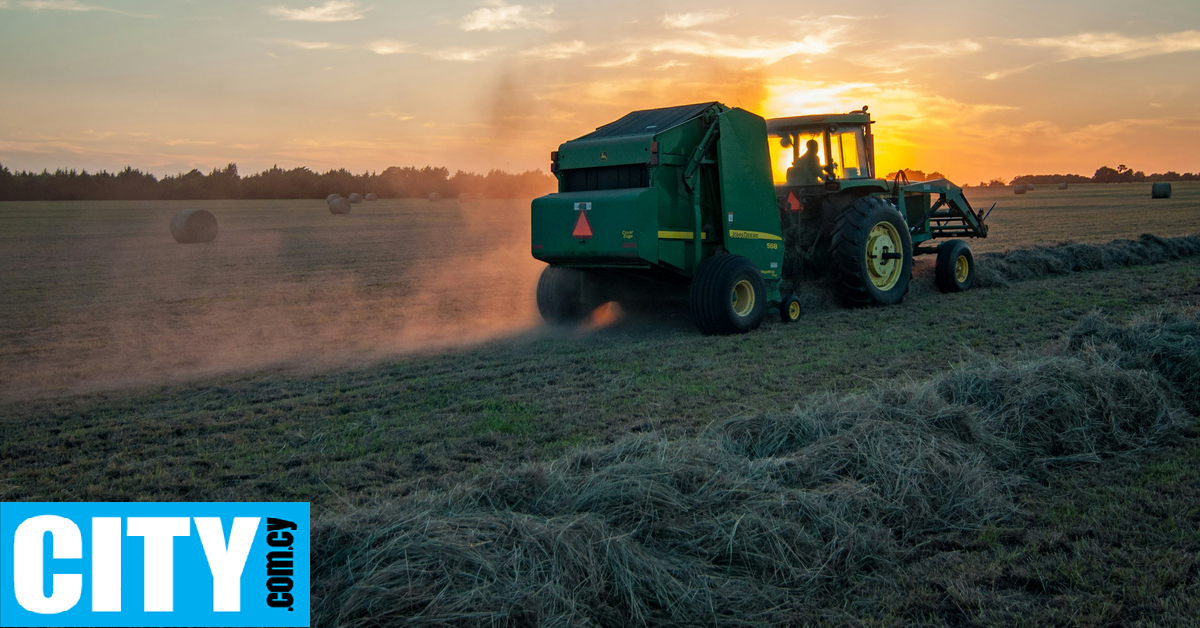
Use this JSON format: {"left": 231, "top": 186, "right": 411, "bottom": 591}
{"left": 1, "top": 0, "right": 1198, "bottom": 184}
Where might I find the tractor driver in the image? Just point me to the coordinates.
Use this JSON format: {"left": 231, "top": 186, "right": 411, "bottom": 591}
{"left": 786, "top": 139, "right": 823, "bottom": 186}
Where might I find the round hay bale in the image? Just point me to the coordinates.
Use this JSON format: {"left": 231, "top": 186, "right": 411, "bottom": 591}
{"left": 458, "top": 192, "right": 471, "bottom": 203}
{"left": 327, "top": 193, "right": 342, "bottom": 202}
{"left": 329, "top": 197, "right": 352, "bottom": 215}
{"left": 1014, "top": 185, "right": 1027, "bottom": 195}
{"left": 170, "top": 208, "right": 218, "bottom": 244}
{"left": 348, "top": 193, "right": 364, "bottom": 204}
{"left": 428, "top": 192, "right": 443, "bottom": 202}
{"left": 365, "top": 193, "right": 378, "bottom": 202}
{"left": 1058, "top": 183, "right": 1069, "bottom": 190}
{"left": 1027, "top": 184, "right": 1035, "bottom": 191}
{"left": 1152, "top": 182, "right": 1172, "bottom": 199}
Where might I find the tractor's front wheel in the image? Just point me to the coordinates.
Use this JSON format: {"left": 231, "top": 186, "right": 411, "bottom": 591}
{"left": 935, "top": 239, "right": 975, "bottom": 293}
{"left": 829, "top": 196, "right": 913, "bottom": 307}
{"left": 536, "top": 267, "right": 601, "bottom": 325}
{"left": 689, "top": 255, "right": 767, "bottom": 335}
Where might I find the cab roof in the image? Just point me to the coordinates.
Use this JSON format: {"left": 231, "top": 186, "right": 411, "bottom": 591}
{"left": 766, "top": 111, "right": 872, "bottom": 134}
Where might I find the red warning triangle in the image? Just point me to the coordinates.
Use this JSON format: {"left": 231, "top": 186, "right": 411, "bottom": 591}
{"left": 786, "top": 190, "right": 802, "bottom": 212}
{"left": 572, "top": 211, "right": 593, "bottom": 239}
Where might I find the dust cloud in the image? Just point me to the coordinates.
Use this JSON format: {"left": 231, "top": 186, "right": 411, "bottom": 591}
{"left": 0, "top": 199, "right": 546, "bottom": 401}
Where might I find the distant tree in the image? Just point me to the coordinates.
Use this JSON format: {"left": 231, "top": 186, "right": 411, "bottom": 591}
{"left": 1010, "top": 173, "right": 1092, "bottom": 185}
{"left": 0, "top": 161, "right": 594, "bottom": 202}
{"left": 0, "top": 163, "right": 13, "bottom": 201}
{"left": 884, "top": 168, "right": 948, "bottom": 182}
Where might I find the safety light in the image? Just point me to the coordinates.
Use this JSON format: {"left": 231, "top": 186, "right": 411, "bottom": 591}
{"left": 649, "top": 142, "right": 659, "bottom": 166}
{"left": 550, "top": 151, "right": 559, "bottom": 173}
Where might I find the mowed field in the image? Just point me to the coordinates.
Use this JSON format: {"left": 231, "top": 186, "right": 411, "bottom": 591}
{"left": 0, "top": 197, "right": 545, "bottom": 400}
{"left": 2, "top": 182, "right": 1200, "bottom": 625}
{"left": 1, "top": 182, "right": 1197, "bottom": 401}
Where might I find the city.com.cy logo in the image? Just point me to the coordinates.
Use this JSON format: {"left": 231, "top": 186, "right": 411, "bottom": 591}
{"left": 1, "top": 502, "right": 309, "bottom": 628}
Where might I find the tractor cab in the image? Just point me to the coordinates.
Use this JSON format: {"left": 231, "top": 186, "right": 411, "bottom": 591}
{"left": 765, "top": 108, "right": 876, "bottom": 188}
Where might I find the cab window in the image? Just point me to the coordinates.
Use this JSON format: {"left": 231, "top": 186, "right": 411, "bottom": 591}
{"left": 831, "top": 128, "right": 868, "bottom": 179}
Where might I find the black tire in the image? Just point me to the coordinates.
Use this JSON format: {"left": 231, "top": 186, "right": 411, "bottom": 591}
{"left": 829, "top": 196, "right": 913, "bottom": 307}
{"left": 689, "top": 255, "right": 767, "bottom": 335}
{"left": 780, "top": 295, "right": 802, "bottom": 323}
{"left": 935, "top": 239, "right": 975, "bottom": 293}
{"left": 536, "top": 267, "right": 600, "bottom": 324}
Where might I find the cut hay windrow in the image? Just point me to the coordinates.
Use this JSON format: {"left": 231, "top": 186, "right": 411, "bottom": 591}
{"left": 973, "top": 233, "right": 1200, "bottom": 288}
{"left": 310, "top": 311, "right": 1198, "bottom": 627}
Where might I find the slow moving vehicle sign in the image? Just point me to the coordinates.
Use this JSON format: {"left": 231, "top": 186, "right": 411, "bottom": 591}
{"left": 0, "top": 502, "right": 309, "bottom": 627}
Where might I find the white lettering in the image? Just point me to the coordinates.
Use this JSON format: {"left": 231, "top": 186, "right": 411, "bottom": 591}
{"left": 13, "top": 515, "right": 82, "bottom": 615}
{"left": 126, "top": 517, "right": 190, "bottom": 612}
{"left": 195, "top": 517, "right": 260, "bottom": 612}
{"left": 91, "top": 518, "right": 122, "bottom": 612}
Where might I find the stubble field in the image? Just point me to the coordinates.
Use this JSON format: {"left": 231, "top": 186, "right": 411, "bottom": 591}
{"left": 1, "top": 181, "right": 1199, "bottom": 625}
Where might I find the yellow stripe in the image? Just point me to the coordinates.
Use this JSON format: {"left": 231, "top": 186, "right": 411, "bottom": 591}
{"left": 658, "top": 231, "right": 708, "bottom": 240}
{"left": 729, "top": 229, "right": 783, "bottom": 241}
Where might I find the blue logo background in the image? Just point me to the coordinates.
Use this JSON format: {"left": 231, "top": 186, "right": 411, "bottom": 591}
{"left": 0, "top": 502, "right": 309, "bottom": 628}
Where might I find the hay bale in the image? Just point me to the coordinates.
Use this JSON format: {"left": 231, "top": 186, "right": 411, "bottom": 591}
{"left": 328, "top": 197, "right": 352, "bottom": 215}
{"left": 458, "top": 192, "right": 471, "bottom": 203}
{"left": 348, "top": 193, "right": 364, "bottom": 204}
{"left": 1152, "top": 182, "right": 1172, "bottom": 199}
{"left": 365, "top": 193, "right": 378, "bottom": 202}
{"left": 170, "top": 208, "right": 218, "bottom": 244}
{"left": 1026, "top": 184, "right": 1035, "bottom": 191}
{"left": 1014, "top": 185, "right": 1026, "bottom": 195}
{"left": 428, "top": 192, "right": 443, "bottom": 202}
{"left": 327, "top": 193, "right": 342, "bottom": 202}
{"left": 1058, "top": 183, "right": 1068, "bottom": 190}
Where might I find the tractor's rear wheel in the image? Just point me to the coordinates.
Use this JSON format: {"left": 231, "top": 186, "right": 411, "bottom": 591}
{"left": 689, "top": 255, "right": 767, "bottom": 335}
{"left": 829, "top": 196, "right": 913, "bottom": 307}
{"left": 536, "top": 266, "right": 600, "bottom": 324}
{"left": 935, "top": 239, "right": 975, "bottom": 293}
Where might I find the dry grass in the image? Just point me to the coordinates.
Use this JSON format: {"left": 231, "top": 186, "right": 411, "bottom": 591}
{"left": 973, "top": 233, "right": 1200, "bottom": 288}
{"left": 309, "top": 310, "right": 1197, "bottom": 627}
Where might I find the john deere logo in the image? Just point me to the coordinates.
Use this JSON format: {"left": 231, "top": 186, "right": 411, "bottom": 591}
{"left": 600, "top": 151, "right": 608, "bottom": 161}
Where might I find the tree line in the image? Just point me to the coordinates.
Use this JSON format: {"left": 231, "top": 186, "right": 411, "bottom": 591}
{"left": 1007, "top": 165, "right": 1200, "bottom": 186}
{"left": 0, "top": 163, "right": 558, "bottom": 201}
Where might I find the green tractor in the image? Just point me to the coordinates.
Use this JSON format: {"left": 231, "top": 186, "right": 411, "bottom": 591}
{"left": 531, "top": 102, "right": 989, "bottom": 335}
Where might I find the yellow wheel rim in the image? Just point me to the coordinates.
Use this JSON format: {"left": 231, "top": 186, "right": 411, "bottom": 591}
{"left": 866, "top": 221, "right": 903, "bottom": 290}
{"left": 788, "top": 301, "right": 801, "bottom": 320}
{"left": 955, "top": 254, "right": 970, "bottom": 283}
{"left": 732, "top": 280, "right": 755, "bottom": 317}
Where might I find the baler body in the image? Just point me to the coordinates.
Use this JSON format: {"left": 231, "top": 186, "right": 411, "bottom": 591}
{"left": 532, "top": 103, "right": 784, "bottom": 304}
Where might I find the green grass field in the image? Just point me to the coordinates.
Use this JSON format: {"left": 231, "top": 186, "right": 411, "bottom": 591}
{"left": 1, "top": 182, "right": 1199, "bottom": 625}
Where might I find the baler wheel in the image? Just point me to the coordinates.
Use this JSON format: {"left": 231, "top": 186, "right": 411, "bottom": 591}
{"left": 536, "top": 266, "right": 598, "bottom": 325}
{"left": 829, "top": 196, "right": 913, "bottom": 307}
{"left": 780, "top": 295, "right": 802, "bottom": 323}
{"left": 935, "top": 239, "right": 975, "bottom": 293}
{"left": 689, "top": 255, "right": 767, "bottom": 335}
